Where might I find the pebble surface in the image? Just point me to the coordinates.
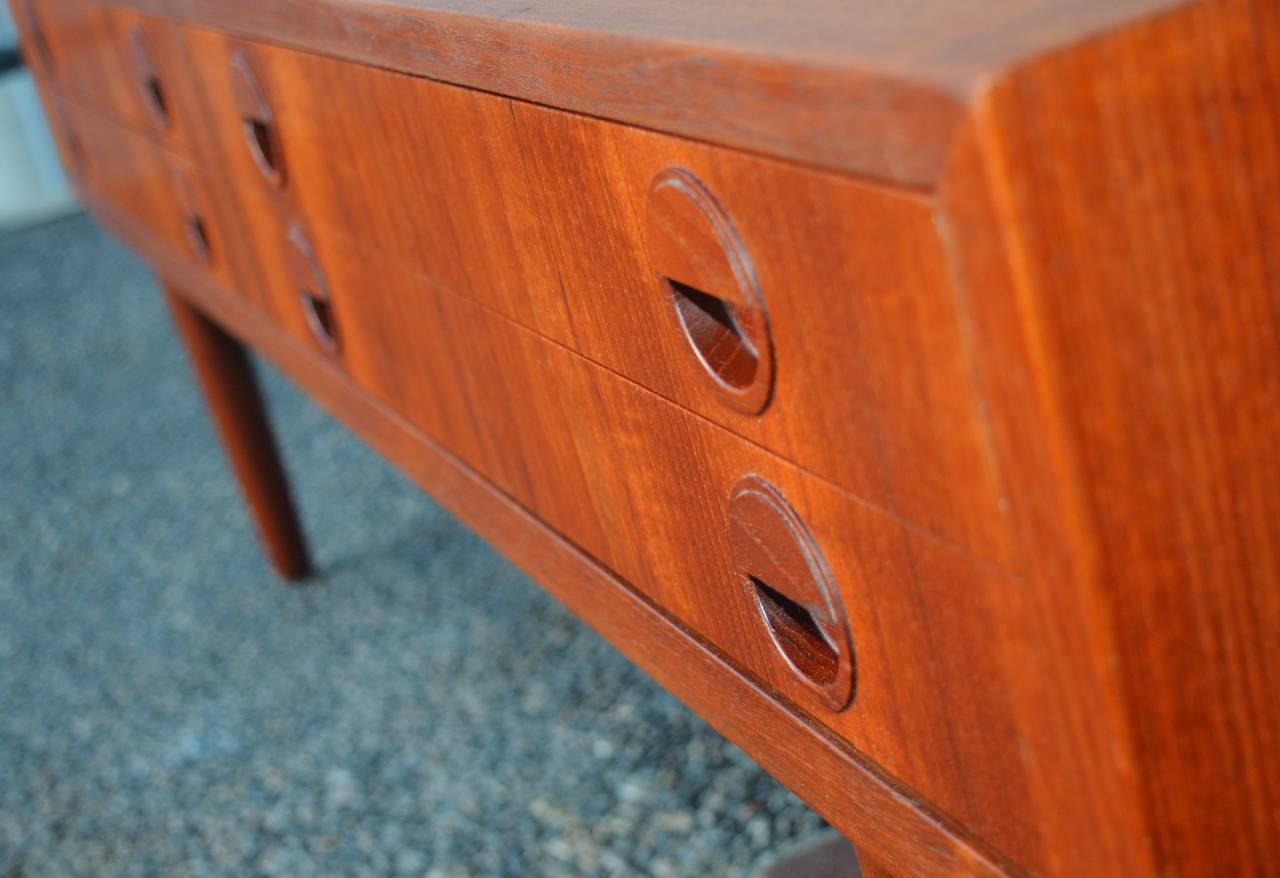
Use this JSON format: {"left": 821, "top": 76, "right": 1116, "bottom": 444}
{"left": 0, "top": 216, "right": 826, "bottom": 877}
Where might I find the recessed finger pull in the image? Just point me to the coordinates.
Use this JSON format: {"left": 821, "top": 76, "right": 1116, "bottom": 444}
{"left": 170, "top": 165, "right": 212, "bottom": 265}
{"left": 229, "top": 49, "right": 284, "bottom": 188}
{"left": 285, "top": 223, "right": 339, "bottom": 355}
{"left": 646, "top": 168, "right": 774, "bottom": 415}
{"left": 728, "top": 475, "right": 854, "bottom": 711}
{"left": 127, "top": 24, "right": 170, "bottom": 130}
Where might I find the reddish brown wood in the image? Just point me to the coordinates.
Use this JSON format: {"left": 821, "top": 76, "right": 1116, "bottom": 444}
{"left": 64, "top": 118, "right": 1040, "bottom": 859}
{"left": 179, "top": 26, "right": 580, "bottom": 348}
{"left": 167, "top": 162, "right": 211, "bottom": 265}
{"left": 938, "top": 2, "right": 1280, "bottom": 873}
{"left": 509, "top": 99, "right": 1010, "bottom": 562}
{"left": 646, "top": 167, "right": 775, "bottom": 416}
{"left": 294, "top": 219, "right": 1037, "bottom": 863}
{"left": 20, "top": 0, "right": 144, "bottom": 128}
{"left": 11, "top": 0, "right": 1280, "bottom": 875}
{"left": 172, "top": 33, "right": 1009, "bottom": 564}
{"left": 727, "top": 474, "right": 855, "bottom": 713}
{"left": 164, "top": 285, "right": 311, "bottom": 581}
{"left": 85, "top": 191, "right": 1023, "bottom": 878}
{"left": 101, "top": 0, "right": 1191, "bottom": 187}
{"left": 65, "top": 102, "right": 239, "bottom": 291}
{"left": 227, "top": 48, "right": 284, "bottom": 188}
{"left": 283, "top": 222, "right": 339, "bottom": 356}
{"left": 123, "top": 21, "right": 168, "bottom": 131}
{"left": 102, "top": 8, "right": 207, "bottom": 154}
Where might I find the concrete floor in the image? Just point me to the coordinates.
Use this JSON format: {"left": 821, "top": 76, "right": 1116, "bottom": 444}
{"left": 0, "top": 214, "right": 829, "bottom": 877}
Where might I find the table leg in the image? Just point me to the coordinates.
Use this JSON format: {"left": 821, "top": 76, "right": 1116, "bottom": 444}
{"left": 164, "top": 283, "right": 311, "bottom": 580}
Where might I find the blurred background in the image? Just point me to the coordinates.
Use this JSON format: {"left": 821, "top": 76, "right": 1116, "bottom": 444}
{"left": 0, "top": 7, "right": 75, "bottom": 232}
{"left": 0, "top": 9, "right": 837, "bottom": 876}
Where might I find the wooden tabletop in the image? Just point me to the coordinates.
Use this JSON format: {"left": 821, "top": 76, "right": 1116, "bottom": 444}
{"left": 128, "top": 0, "right": 1189, "bottom": 186}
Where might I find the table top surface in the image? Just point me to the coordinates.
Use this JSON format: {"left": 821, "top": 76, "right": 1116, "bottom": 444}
{"left": 131, "top": 0, "right": 1191, "bottom": 186}
{"left": 368, "top": 0, "right": 1182, "bottom": 87}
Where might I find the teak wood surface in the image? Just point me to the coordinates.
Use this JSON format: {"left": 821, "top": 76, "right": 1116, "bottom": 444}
{"left": 9, "top": 1, "right": 1279, "bottom": 876}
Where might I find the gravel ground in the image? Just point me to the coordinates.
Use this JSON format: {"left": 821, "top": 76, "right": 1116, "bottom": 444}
{"left": 0, "top": 215, "right": 828, "bottom": 877}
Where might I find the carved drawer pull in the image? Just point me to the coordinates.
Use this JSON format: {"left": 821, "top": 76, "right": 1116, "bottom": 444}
{"left": 285, "top": 223, "right": 339, "bottom": 354}
{"left": 229, "top": 49, "right": 284, "bottom": 187}
{"left": 728, "top": 474, "right": 854, "bottom": 711}
{"left": 646, "top": 168, "right": 774, "bottom": 415}
{"left": 185, "top": 215, "right": 212, "bottom": 264}
{"left": 126, "top": 24, "right": 170, "bottom": 130}
{"left": 170, "top": 165, "right": 212, "bottom": 265}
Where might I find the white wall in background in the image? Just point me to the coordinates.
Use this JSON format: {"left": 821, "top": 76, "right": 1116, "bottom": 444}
{"left": 0, "top": 6, "right": 77, "bottom": 233}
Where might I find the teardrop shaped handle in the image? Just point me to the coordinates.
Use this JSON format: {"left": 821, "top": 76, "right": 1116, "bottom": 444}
{"left": 229, "top": 49, "right": 284, "bottom": 188}
{"left": 285, "top": 224, "right": 339, "bottom": 355}
{"left": 727, "top": 474, "right": 854, "bottom": 711}
{"left": 647, "top": 168, "right": 774, "bottom": 415}
{"left": 170, "top": 164, "right": 212, "bottom": 265}
{"left": 126, "top": 24, "right": 170, "bottom": 130}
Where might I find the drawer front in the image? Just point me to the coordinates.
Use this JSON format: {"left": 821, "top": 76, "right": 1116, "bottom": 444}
{"left": 101, "top": 7, "right": 206, "bottom": 152}
{"left": 162, "top": 28, "right": 331, "bottom": 353}
{"left": 176, "top": 27, "right": 576, "bottom": 348}
{"left": 175, "top": 31, "right": 1009, "bottom": 564}
{"left": 18, "top": 1, "right": 208, "bottom": 154}
{"left": 510, "top": 106, "right": 1009, "bottom": 563}
{"left": 70, "top": 104, "right": 238, "bottom": 290}
{"left": 189, "top": 171, "right": 326, "bottom": 354}
{"left": 19, "top": 0, "right": 141, "bottom": 127}
{"left": 302, "top": 220, "right": 1036, "bottom": 863}
{"left": 171, "top": 20, "right": 1034, "bottom": 860}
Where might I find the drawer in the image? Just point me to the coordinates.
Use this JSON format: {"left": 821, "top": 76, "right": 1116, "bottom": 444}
{"left": 302, "top": 221, "right": 1037, "bottom": 865}
{"left": 157, "top": 29, "right": 334, "bottom": 353}
{"left": 175, "top": 31, "right": 1008, "bottom": 563}
{"left": 17, "top": 2, "right": 211, "bottom": 156}
{"left": 175, "top": 27, "right": 290, "bottom": 194}
{"left": 176, "top": 27, "right": 575, "bottom": 348}
{"left": 61, "top": 14, "right": 1033, "bottom": 864}
{"left": 69, "top": 104, "right": 239, "bottom": 291}
{"left": 510, "top": 105, "right": 1009, "bottom": 564}
{"left": 170, "top": 28, "right": 1034, "bottom": 855}
{"left": 16, "top": 0, "right": 141, "bottom": 127}
{"left": 99, "top": 7, "right": 208, "bottom": 153}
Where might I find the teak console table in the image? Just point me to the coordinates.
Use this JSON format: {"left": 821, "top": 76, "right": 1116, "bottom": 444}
{"left": 10, "top": 0, "right": 1278, "bottom": 874}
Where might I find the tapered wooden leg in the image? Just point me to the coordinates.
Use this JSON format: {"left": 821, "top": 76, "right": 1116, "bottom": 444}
{"left": 164, "top": 285, "right": 311, "bottom": 580}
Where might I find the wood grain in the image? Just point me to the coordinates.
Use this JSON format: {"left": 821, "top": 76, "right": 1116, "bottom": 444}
{"left": 13, "top": 0, "right": 1280, "bottom": 874}
{"left": 163, "top": 29, "right": 318, "bottom": 346}
{"left": 289, "top": 219, "right": 1040, "bottom": 866}
{"left": 25, "top": 22, "right": 1040, "bottom": 858}
{"left": 43, "top": 71, "right": 1044, "bottom": 859}
{"left": 84, "top": 190, "right": 1027, "bottom": 878}
{"left": 178, "top": 26, "right": 580, "bottom": 347}
{"left": 65, "top": 101, "right": 239, "bottom": 291}
{"left": 110, "top": 0, "right": 1190, "bottom": 186}
{"left": 938, "top": 122, "right": 1154, "bottom": 878}
{"left": 23, "top": 0, "right": 144, "bottom": 128}
{"left": 940, "top": 0, "right": 1280, "bottom": 873}
{"left": 100, "top": 7, "right": 203, "bottom": 154}
{"left": 174, "top": 32, "right": 1010, "bottom": 563}
{"left": 511, "top": 98, "right": 1009, "bottom": 562}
